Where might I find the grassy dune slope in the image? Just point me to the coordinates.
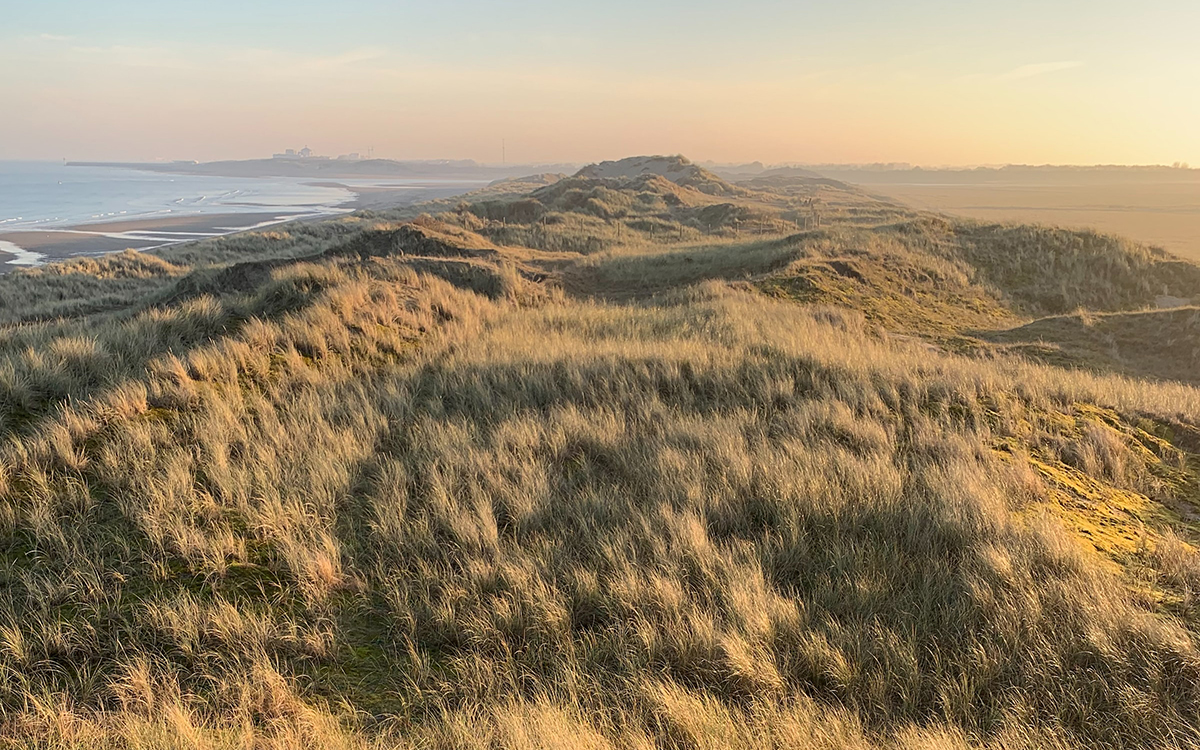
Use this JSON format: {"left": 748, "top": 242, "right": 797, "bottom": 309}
{"left": 3, "top": 161, "right": 1200, "bottom": 748}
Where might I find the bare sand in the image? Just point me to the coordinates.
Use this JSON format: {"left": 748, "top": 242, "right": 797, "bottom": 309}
{"left": 0, "top": 180, "right": 481, "bottom": 271}
{"left": 307, "top": 182, "right": 485, "bottom": 210}
{"left": 0, "top": 212, "right": 321, "bottom": 267}
{"left": 69, "top": 212, "right": 297, "bottom": 235}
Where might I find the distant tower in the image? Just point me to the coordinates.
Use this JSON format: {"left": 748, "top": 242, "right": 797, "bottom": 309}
{"left": 502, "top": 139, "right": 506, "bottom": 165}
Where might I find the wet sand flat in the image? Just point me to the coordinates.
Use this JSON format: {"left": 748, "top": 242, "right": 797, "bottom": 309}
{"left": 67, "top": 212, "right": 298, "bottom": 235}
{"left": 310, "top": 182, "right": 487, "bottom": 210}
{"left": 0, "top": 211, "right": 322, "bottom": 265}
{"left": 0, "top": 231, "right": 162, "bottom": 258}
{"left": 0, "top": 181, "right": 484, "bottom": 270}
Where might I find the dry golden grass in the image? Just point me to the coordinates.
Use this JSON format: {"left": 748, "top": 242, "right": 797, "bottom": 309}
{"left": 2, "top": 170, "right": 1200, "bottom": 748}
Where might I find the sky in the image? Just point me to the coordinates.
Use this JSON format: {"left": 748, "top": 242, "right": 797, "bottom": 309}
{"left": 0, "top": 0, "right": 1197, "bottom": 166}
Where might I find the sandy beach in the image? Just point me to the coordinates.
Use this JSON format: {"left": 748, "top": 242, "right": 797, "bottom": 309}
{"left": 0, "top": 181, "right": 481, "bottom": 270}
{"left": 0, "top": 211, "right": 328, "bottom": 268}
{"left": 310, "top": 181, "right": 485, "bottom": 210}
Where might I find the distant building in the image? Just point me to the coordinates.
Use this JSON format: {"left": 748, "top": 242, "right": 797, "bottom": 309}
{"left": 336, "top": 153, "right": 361, "bottom": 161}
{"left": 272, "top": 146, "right": 329, "bottom": 160}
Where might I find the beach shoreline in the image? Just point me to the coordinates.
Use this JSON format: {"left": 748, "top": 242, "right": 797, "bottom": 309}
{"left": 0, "top": 210, "right": 342, "bottom": 269}
{"left": 0, "top": 181, "right": 481, "bottom": 271}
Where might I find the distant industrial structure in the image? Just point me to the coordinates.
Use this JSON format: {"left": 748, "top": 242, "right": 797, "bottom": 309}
{"left": 272, "top": 146, "right": 365, "bottom": 161}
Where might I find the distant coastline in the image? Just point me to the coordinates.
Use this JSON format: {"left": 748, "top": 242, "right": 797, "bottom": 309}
{"left": 0, "top": 161, "right": 502, "bottom": 270}
{"left": 64, "top": 158, "right": 577, "bottom": 182}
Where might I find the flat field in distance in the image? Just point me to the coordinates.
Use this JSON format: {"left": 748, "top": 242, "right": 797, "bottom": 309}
{"left": 819, "top": 167, "right": 1200, "bottom": 262}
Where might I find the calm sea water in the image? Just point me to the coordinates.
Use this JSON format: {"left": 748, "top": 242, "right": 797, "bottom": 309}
{"left": 0, "top": 161, "right": 354, "bottom": 231}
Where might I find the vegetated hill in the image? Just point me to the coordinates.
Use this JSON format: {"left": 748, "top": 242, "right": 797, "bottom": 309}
{"left": 743, "top": 165, "right": 835, "bottom": 183}
{"left": 395, "top": 155, "right": 909, "bottom": 255}
{"left": 483, "top": 172, "right": 568, "bottom": 191}
{"left": 575, "top": 154, "right": 742, "bottom": 196}
{"left": 5, "top": 160, "right": 1200, "bottom": 749}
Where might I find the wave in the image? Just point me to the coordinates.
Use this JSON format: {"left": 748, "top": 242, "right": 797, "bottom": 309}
{"left": 0, "top": 164, "right": 361, "bottom": 232}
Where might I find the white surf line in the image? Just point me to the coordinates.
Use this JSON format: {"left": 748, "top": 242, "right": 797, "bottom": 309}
{"left": 0, "top": 240, "right": 47, "bottom": 268}
{"left": 107, "top": 208, "right": 357, "bottom": 253}
{"left": 211, "top": 209, "right": 356, "bottom": 234}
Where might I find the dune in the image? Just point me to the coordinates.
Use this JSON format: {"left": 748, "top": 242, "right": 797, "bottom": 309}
{"left": 2, "top": 158, "right": 1200, "bottom": 749}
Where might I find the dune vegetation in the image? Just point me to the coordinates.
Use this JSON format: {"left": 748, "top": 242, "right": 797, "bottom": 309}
{"left": 2, "top": 156, "right": 1200, "bottom": 749}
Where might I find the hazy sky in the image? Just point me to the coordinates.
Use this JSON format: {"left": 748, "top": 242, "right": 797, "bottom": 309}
{"left": 1, "top": 0, "right": 1197, "bottom": 166}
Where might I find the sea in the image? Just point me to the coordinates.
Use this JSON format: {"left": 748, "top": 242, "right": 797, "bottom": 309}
{"left": 0, "top": 161, "right": 355, "bottom": 231}
{"left": 0, "top": 160, "right": 359, "bottom": 267}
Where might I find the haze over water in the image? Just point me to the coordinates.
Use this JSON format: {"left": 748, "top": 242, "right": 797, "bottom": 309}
{"left": 0, "top": 162, "right": 354, "bottom": 231}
